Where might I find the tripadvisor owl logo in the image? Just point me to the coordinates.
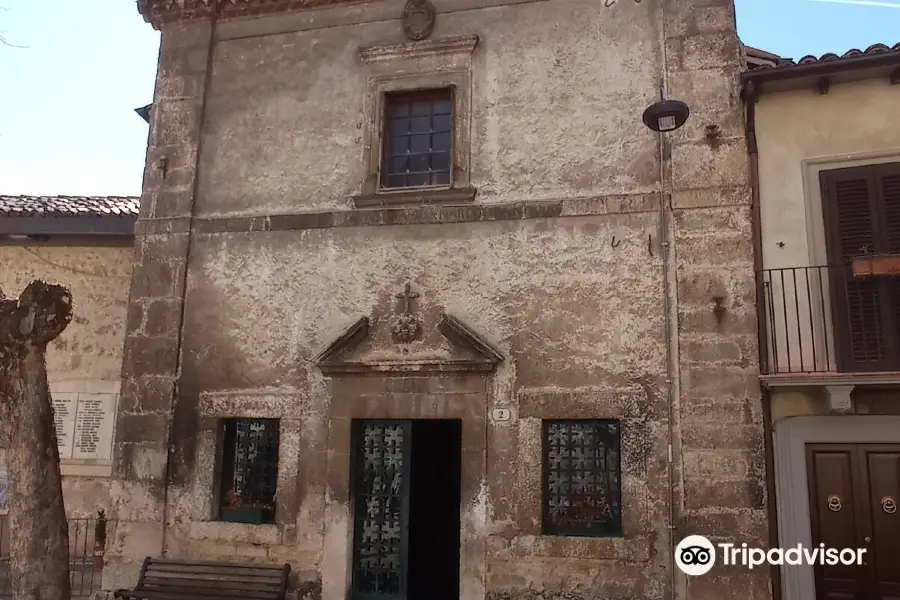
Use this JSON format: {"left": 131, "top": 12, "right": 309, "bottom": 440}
{"left": 675, "top": 534, "right": 867, "bottom": 576}
{"left": 676, "top": 535, "right": 716, "bottom": 576}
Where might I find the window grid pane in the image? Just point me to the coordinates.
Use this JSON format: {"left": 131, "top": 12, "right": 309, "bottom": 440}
{"left": 542, "top": 419, "right": 622, "bottom": 537}
{"left": 381, "top": 89, "right": 453, "bottom": 190}
{"left": 219, "top": 418, "right": 279, "bottom": 524}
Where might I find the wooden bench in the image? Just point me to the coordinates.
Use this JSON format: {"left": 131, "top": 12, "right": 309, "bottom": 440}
{"left": 113, "top": 557, "right": 291, "bottom": 600}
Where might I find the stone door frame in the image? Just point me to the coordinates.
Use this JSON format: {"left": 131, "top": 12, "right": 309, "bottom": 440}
{"left": 320, "top": 374, "right": 489, "bottom": 600}
{"left": 773, "top": 415, "right": 900, "bottom": 600}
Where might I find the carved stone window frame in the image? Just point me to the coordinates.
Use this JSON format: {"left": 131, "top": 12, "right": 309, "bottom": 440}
{"left": 508, "top": 387, "right": 658, "bottom": 562}
{"left": 354, "top": 35, "right": 478, "bottom": 208}
{"left": 541, "top": 418, "right": 624, "bottom": 538}
{"left": 186, "top": 392, "right": 307, "bottom": 534}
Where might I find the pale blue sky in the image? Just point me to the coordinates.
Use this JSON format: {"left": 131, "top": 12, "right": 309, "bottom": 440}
{"left": 0, "top": 0, "right": 895, "bottom": 197}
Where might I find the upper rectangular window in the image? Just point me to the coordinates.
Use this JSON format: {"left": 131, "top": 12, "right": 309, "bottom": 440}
{"left": 542, "top": 419, "right": 623, "bottom": 537}
{"left": 381, "top": 88, "right": 454, "bottom": 190}
{"left": 819, "top": 162, "right": 900, "bottom": 372}
{"left": 218, "top": 418, "right": 279, "bottom": 525}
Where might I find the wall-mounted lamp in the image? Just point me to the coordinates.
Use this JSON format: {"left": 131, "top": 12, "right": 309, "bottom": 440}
{"left": 134, "top": 104, "right": 153, "bottom": 124}
{"left": 641, "top": 99, "right": 690, "bottom": 133}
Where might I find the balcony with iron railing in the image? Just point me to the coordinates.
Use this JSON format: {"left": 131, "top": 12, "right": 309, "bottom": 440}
{"left": 0, "top": 515, "right": 116, "bottom": 598}
{"left": 761, "top": 262, "right": 900, "bottom": 379}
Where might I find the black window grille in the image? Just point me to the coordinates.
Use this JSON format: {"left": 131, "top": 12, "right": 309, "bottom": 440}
{"left": 542, "top": 419, "right": 622, "bottom": 537}
{"left": 381, "top": 88, "right": 453, "bottom": 190}
{"left": 218, "top": 418, "right": 279, "bottom": 525}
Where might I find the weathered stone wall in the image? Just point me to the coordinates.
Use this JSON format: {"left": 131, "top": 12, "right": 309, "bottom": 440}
{"left": 194, "top": 2, "right": 662, "bottom": 216}
{"left": 176, "top": 210, "right": 670, "bottom": 598}
{"left": 103, "top": 16, "right": 212, "bottom": 589}
{"left": 110, "top": 0, "right": 768, "bottom": 598}
{"left": 0, "top": 243, "right": 132, "bottom": 516}
{"left": 664, "top": 0, "right": 769, "bottom": 597}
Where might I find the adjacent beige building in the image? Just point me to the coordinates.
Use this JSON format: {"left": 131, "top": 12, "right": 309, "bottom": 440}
{"left": 0, "top": 195, "right": 137, "bottom": 593}
{"left": 745, "top": 43, "right": 900, "bottom": 600}
{"left": 0, "top": 195, "right": 137, "bottom": 516}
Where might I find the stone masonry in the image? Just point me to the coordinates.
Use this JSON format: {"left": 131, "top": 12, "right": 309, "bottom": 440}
{"left": 664, "top": 1, "right": 769, "bottom": 598}
{"left": 104, "top": 1, "right": 771, "bottom": 599}
{"left": 105, "top": 18, "right": 213, "bottom": 586}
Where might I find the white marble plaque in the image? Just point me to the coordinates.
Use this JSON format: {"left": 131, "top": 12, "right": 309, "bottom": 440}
{"left": 52, "top": 392, "right": 79, "bottom": 460}
{"left": 72, "top": 394, "right": 117, "bottom": 461}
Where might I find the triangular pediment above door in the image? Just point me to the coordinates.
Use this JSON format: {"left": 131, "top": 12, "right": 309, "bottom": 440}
{"left": 314, "top": 312, "right": 503, "bottom": 375}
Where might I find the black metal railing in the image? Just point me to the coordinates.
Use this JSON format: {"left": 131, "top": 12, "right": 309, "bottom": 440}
{"left": 761, "top": 264, "right": 900, "bottom": 374}
{"left": 0, "top": 516, "right": 116, "bottom": 598}
{"left": 761, "top": 265, "right": 837, "bottom": 374}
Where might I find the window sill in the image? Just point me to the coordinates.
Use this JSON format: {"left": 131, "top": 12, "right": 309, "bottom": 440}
{"left": 353, "top": 186, "right": 477, "bottom": 208}
{"left": 189, "top": 521, "right": 283, "bottom": 546}
{"left": 218, "top": 507, "right": 275, "bottom": 525}
{"left": 506, "top": 533, "right": 651, "bottom": 562}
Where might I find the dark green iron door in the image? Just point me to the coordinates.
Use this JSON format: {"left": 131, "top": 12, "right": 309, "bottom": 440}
{"left": 350, "top": 420, "right": 412, "bottom": 600}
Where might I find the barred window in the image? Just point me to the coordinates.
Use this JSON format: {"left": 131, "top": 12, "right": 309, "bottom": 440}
{"left": 381, "top": 88, "right": 453, "bottom": 190}
{"left": 542, "top": 420, "right": 622, "bottom": 537}
{"left": 218, "top": 419, "right": 279, "bottom": 525}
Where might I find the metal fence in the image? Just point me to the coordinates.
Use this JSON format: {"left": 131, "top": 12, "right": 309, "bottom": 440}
{"left": 0, "top": 516, "right": 115, "bottom": 599}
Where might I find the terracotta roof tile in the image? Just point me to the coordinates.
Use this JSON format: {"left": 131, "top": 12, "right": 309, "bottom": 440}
{"left": 0, "top": 195, "right": 139, "bottom": 218}
{"left": 747, "top": 42, "right": 900, "bottom": 71}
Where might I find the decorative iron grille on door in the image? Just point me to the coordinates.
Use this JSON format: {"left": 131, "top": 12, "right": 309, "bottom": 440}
{"left": 350, "top": 420, "right": 411, "bottom": 600}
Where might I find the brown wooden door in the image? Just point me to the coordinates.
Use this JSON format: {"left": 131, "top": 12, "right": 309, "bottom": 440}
{"left": 807, "top": 444, "right": 900, "bottom": 600}
{"left": 862, "top": 446, "right": 900, "bottom": 599}
{"left": 821, "top": 163, "right": 900, "bottom": 372}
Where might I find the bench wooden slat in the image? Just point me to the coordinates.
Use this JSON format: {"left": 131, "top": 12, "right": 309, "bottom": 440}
{"left": 114, "top": 557, "right": 290, "bottom": 600}
{"left": 142, "top": 576, "right": 281, "bottom": 590}
{"left": 144, "top": 567, "right": 283, "bottom": 582}
{"left": 117, "top": 591, "right": 277, "bottom": 600}
{"left": 141, "top": 578, "right": 282, "bottom": 592}
{"left": 138, "top": 584, "right": 278, "bottom": 599}
{"left": 142, "top": 574, "right": 281, "bottom": 585}
{"left": 144, "top": 558, "right": 287, "bottom": 571}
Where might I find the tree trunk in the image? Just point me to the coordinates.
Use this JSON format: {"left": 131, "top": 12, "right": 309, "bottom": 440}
{"left": 0, "top": 281, "right": 73, "bottom": 600}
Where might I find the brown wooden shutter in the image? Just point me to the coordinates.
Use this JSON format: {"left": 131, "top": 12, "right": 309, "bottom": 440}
{"left": 821, "top": 163, "right": 900, "bottom": 371}
{"left": 878, "top": 167, "right": 900, "bottom": 374}
{"left": 880, "top": 168, "right": 900, "bottom": 253}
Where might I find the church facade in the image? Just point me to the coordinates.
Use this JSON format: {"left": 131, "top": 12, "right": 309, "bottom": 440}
{"left": 103, "top": 0, "right": 769, "bottom": 598}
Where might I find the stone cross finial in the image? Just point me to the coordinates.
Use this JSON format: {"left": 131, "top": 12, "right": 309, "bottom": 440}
{"left": 395, "top": 282, "right": 420, "bottom": 315}
{"left": 392, "top": 282, "right": 421, "bottom": 344}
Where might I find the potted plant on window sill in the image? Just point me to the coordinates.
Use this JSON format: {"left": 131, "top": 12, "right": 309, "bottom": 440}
{"left": 93, "top": 510, "right": 107, "bottom": 569}
{"left": 220, "top": 490, "right": 273, "bottom": 524}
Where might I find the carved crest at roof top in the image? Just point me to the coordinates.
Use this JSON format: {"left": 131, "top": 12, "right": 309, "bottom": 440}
{"left": 137, "top": 0, "right": 356, "bottom": 29}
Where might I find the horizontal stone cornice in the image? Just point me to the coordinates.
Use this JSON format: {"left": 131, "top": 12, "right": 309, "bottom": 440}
{"left": 137, "top": 0, "right": 358, "bottom": 29}
{"left": 134, "top": 194, "right": 665, "bottom": 235}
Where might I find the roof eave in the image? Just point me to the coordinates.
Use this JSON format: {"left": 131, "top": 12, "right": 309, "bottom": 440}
{"left": 743, "top": 52, "right": 900, "bottom": 91}
{"left": 0, "top": 216, "right": 137, "bottom": 237}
